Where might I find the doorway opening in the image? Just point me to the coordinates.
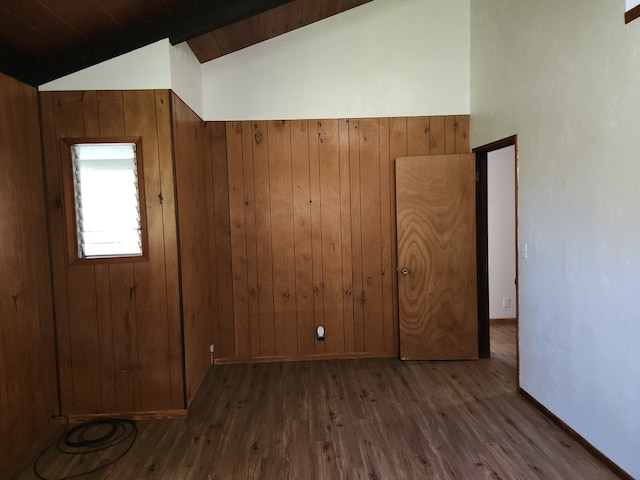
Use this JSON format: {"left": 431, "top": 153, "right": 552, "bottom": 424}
{"left": 474, "top": 136, "right": 519, "bottom": 369}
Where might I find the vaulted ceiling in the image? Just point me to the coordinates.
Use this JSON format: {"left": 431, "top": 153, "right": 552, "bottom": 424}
{"left": 0, "top": 0, "right": 371, "bottom": 87}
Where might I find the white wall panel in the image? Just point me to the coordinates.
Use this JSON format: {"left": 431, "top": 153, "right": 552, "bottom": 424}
{"left": 471, "top": 1, "right": 640, "bottom": 476}
{"left": 201, "top": 0, "right": 470, "bottom": 120}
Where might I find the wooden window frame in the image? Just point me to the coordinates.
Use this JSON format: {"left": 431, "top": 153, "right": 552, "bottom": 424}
{"left": 61, "top": 136, "right": 150, "bottom": 265}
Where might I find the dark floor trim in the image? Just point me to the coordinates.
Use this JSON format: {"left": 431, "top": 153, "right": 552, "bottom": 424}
{"left": 518, "top": 388, "right": 632, "bottom": 480}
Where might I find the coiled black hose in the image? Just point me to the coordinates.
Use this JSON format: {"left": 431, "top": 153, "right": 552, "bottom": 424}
{"left": 33, "top": 417, "right": 137, "bottom": 480}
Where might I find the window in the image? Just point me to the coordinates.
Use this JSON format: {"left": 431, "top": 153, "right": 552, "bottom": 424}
{"left": 62, "top": 138, "right": 148, "bottom": 263}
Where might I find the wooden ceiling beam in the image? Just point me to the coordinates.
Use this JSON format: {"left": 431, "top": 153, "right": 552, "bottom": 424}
{"left": 168, "top": 0, "right": 295, "bottom": 45}
{"left": 31, "top": 0, "right": 294, "bottom": 85}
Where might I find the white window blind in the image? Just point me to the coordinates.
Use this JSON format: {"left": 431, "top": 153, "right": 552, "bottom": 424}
{"left": 70, "top": 143, "right": 143, "bottom": 258}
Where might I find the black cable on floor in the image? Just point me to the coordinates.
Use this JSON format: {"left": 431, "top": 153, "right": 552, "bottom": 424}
{"left": 33, "top": 416, "right": 137, "bottom": 480}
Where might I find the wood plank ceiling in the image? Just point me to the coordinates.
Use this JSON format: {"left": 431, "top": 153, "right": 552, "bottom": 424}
{"left": 0, "top": 0, "right": 371, "bottom": 87}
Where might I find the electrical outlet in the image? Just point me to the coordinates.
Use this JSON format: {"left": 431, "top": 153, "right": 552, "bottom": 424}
{"left": 502, "top": 298, "right": 511, "bottom": 309}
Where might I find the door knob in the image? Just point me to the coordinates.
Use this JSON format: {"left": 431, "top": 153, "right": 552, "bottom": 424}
{"left": 400, "top": 267, "right": 409, "bottom": 275}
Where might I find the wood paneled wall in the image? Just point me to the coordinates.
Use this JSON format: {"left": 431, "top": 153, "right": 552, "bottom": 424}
{"left": 212, "top": 115, "right": 470, "bottom": 363}
{"left": 206, "top": 122, "right": 235, "bottom": 362}
{"left": 0, "top": 80, "right": 470, "bottom": 473}
{"left": 40, "top": 90, "right": 184, "bottom": 416}
{"left": 0, "top": 74, "right": 58, "bottom": 475}
{"left": 171, "top": 94, "right": 219, "bottom": 404}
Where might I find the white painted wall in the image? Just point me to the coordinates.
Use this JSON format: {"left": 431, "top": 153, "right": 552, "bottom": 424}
{"left": 627, "top": 0, "right": 640, "bottom": 11}
{"left": 201, "top": 0, "right": 470, "bottom": 120}
{"left": 38, "top": 39, "right": 205, "bottom": 118}
{"left": 170, "top": 42, "right": 204, "bottom": 118}
{"left": 487, "top": 145, "right": 516, "bottom": 319}
{"left": 39, "top": 40, "right": 173, "bottom": 92}
{"left": 36, "top": 0, "right": 470, "bottom": 121}
{"left": 471, "top": 1, "right": 640, "bottom": 477}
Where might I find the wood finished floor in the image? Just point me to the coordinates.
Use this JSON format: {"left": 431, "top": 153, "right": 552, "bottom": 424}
{"left": 14, "top": 324, "right": 617, "bottom": 479}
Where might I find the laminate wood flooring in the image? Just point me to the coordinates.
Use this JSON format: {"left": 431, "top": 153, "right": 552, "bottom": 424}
{"left": 13, "top": 325, "right": 618, "bottom": 479}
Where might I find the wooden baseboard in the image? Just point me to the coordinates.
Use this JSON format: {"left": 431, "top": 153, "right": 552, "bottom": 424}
{"left": 518, "top": 388, "right": 632, "bottom": 480}
{"left": 490, "top": 317, "right": 516, "bottom": 325}
{"left": 215, "top": 351, "right": 396, "bottom": 365}
{"left": 64, "top": 409, "right": 187, "bottom": 423}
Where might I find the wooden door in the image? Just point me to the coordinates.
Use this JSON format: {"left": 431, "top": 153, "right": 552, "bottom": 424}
{"left": 396, "top": 154, "right": 478, "bottom": 360}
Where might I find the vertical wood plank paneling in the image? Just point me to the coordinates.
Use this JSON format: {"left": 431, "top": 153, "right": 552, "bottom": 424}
{"left": 430, "top": 115, "right": 446, "bottom": 155}
{"left": 172, "top": 93, "right": 217, "bottom": 406}
{"left": 55, "top": 90, "right": 103, "bottom": 415}
{"left": 241, "top": 121, "right": 261, "bottom": 358}
{"left": 308, "top": 121, "right": 325, "bottom": 355}
{"left": 407, "top": 116, "right": 430, "bottom": 156}
{"left": 11, "top": 81, "right": 39, "bottom": 439}
{"left": 378, "top": 118, "right": 394, "bottom": 355}
{"left": 227, "top": 121, "right": 251, "bottom": 359}
{"left": 201, "top": 122, "right": 220, "bottom": 369}
{"left": 358, "top": 118, "right": 385, "bottom": 352}
{"left": 94, "top": 89, "right": 127, "bottom": 414}
{"left": 338, "top": 119, "right": 354, "bottom": 352}
{"left": 65, "top": 260, "right": 101, "bottom": 413}
{"left": 153, "top": 90, "right": 181, "bottom": 408}
{"left": 268, "top": 120, "right": 298, "bottom": 356}
{"left": 291, "top": 120, "right": 315, "bottom": 355}
{"left": 209, "top": 122, "right": 235, "bottom": 360}
{"left": 109, "top": 264, "right": 140, "bottom": 412}
{"left": 348, "top": 119, "right": 364, "bottom": 352}
{"left": 42, "top": 89, "right": 183, "bottom": 417}
{"left": 82, "top": 90, "right": 100, "bottom": 133}
{"left": 0, "top": 75, "right": 33, "bottom": 465}
{"left": 15, "top": 79, "right": 56, "bottom": 436}
{"left": 213, "top": 115, "right": 470, "bottom": 363}
{"left": 124, "top": 90, "right": 172, "bottom": 411}
{"left": 3, "top": 75, "right": 29, "bottom": 456}
{"left": 94, "top": 93, "right": 139, "bottom": 413}
{"left": 97, "top": 90, "right": 125, "bottom": 136}
{"left": 40, "top": 92, "right": 74, "bottom": 413}
{"left": 388, "top": 117, "right": 408, "bottom": 354}
{"left": 252, "top": 121, "right": 276, "bottom": 357}
{"left": 455, "top": 115, "right": 471, "bottom": 153}
{"left": 444, "top": 115, "right": 456, "bottom": 154}
{"left": 157, "top": 92, "right": 185, "bottom": 411}
{"left": 318, "top": 119, "right": 344, "bottom": 354}
{"left": 0, "top": 74, "right": 57, "bottom": 476}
